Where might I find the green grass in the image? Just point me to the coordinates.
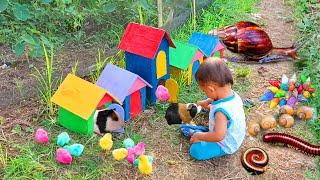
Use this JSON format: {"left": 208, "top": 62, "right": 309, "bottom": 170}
{"left": 1, "top": 0, "right": 259, "bottom": 178}
{"left": 291, "top": 0, "right": 320, "bottom": 177}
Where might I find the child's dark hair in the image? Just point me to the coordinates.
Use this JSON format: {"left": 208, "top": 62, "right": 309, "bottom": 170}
{"left": 195, "top": 59, "right": 233, "bottom": 86}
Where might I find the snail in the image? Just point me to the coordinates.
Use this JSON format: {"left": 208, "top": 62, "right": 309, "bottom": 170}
{"left": 210, "top": 21, "right": 299, "bottom": 63}
{"left": 279, "top": 105, "right": 295, "bottom": 116}
{"left": 260, "top": 115, "right": 277, "bottom": 130}
{"left": 296, "top": 106, "right": 313, "bottom": 121}
{"left": 278, "top": 114, "right": 295, "bottom": 128}
{"left": 247, "top": 122, "right": 261, "bottom": 136}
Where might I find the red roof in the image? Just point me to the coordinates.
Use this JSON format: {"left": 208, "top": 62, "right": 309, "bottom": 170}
{"left": 119, "top": 23, "right": 175, "bottom": 59}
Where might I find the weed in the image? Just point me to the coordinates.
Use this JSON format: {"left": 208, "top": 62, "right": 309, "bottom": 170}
{"left": 71, "top": 60, "right": 79, "bottom": 76}
{"left": 13, "top": 78, "right": 25, "bottom": 98}
{"left": 89, "top": 49, "right": 108, "bottom": 82}
{"left": 234, "top": 66, "right": 252, "bottom": 78}
{"left": 31, "top": 45, "right": 57, "bottom": 117}
{"left": 0, "top": 144, "right": 8, "bottom": 171}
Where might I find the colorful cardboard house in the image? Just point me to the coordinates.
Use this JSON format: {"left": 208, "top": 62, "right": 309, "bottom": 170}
{"left": 188, "top": 32, "right": 224, "bottom": 58}
{"left": 51, "top": 74, "right": 117, "bottom": 135}
{"left": 96, "top": 63, "right": 152, "bottom": 121}
{"left": 119, "top": 22, "right": 175, "bottom": 104}
{"left": 169, "top": 40, "right": 203, "bottom": 85}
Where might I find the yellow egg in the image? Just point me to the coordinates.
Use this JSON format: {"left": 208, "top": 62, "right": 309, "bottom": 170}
{"left": 268, "top": 86, "right": 279, "bottom": 93}
{"left": 303, "top": 91, "right": 311, "bottom": 98}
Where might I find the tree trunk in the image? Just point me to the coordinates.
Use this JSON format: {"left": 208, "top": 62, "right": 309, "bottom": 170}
{"left": 157, "top": 0, "right": 163, "bottom": 27}
{"left": 192, "top": 0, "right": 196, "bottom": 30}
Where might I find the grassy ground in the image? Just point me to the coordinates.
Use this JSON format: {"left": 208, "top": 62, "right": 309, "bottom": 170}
{"left": 291, "top": 0, "right": 320, "bottom": 175}
{"left": 0, "top": 0, "right": 270, "bottom": 179}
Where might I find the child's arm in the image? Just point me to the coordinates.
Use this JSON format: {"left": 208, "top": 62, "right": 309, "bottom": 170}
{"left": 197, "top": 98, "right": 213, "bottom": 110}
{"left": 190, "top": 112, "right": 228, "bottom": 143}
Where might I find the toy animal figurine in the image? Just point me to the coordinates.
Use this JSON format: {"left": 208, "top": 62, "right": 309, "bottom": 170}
{"left": 278, "top": 114, "right": 295, "bottom": 128}
{"left": 137, "top": 155, "right": 153, "bottom": 175}
{"left": 279, "top": 105, "right": 295, "bottom": 116}
{"left": 296, "top": 106, "right": 313, "bottom": 121}
{"left": 34, "top": 128, "right": 49, "bottom": 144}
{"left": 56, "top": 148, "right": 72, "bottom": 165}
{"left": 155, "top": 85, "right": 170, "bottom": 102}
{"left": 123, "top": 138, "right": 135, "bottom": 149}
{"left": 247, "top": 122, "right": 261, "bottom": 136}
{"left": 63, "top": 144, "right": 84, "bottom": 157}
{"left": 240, "top": 147, "right": 269, "bottom": 175}
{"left": 263, "top": 133, "right": 320, "bottom": 155}
{"left": 112, "top": 148, "right": 128, "bottom": 160}
{"left": 99, "top": 133, "right": 113, "bottom": 151}
{"left": 210, "top": 21, "right": 299, "bottom": 63}
{"left": 127, "top": 148, "right": 135, "bottom": 164}
{"left": 57, "top": 132, "right": 70, "bottom": 147}
{"left": 133, "top": 142, "right": 145, "bottom": 156}
{"left": 260, "top": 115, "right": 277, "bottom": 130}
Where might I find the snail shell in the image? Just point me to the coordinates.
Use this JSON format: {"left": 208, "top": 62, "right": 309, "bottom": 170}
{"left": 248, "top": 122, "right": 261, "bottom": 136}
{"left": 278, "top": 114, "right": 295, "bottom": 128}
{"left": 296, "top": 106, "right": 313, "bottom": 121}
{"left": 260, "top": 115, "right": 277, "bottom": 130}
{"left": 241, "top": 147, "right": 269, "bottom": 175}
{"left": 279, "top": 105, "right": 295, "bottom": 116}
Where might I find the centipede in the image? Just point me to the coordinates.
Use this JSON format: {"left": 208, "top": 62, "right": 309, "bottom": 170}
{"left": 263, "top": 132, "right": 320, "bottom": 155}
{"left": 240, "top": 147, "right": 269, "bottom": 175}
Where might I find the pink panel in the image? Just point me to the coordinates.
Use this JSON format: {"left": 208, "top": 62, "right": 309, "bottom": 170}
{"left": 213, "top": 42, "right": 224, "bottom": 53}
{"left": 128, "top": 79, "right": 146, "bottom": 95}
{"left": 192, "top": 50, "right": 204, "bottom": 63}
{"left": 97, "top": 94, "right": 113, "bottom": 108}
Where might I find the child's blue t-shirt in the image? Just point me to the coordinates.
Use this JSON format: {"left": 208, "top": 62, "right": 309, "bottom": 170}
{"left": 209, "top": 91, "right": 246, "bottom": 154}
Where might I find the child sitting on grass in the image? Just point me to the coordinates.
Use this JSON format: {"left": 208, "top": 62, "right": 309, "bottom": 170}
{"left": 181, "top": 59, "right": 246, "bottom": 160}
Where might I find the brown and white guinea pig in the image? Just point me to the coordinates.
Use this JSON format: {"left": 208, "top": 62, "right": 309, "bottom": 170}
{"left": 165, "top": 103, "right": 202, "bottom": 125}
{"left": 93, "top": 108, "right": 125, "bottom": 135}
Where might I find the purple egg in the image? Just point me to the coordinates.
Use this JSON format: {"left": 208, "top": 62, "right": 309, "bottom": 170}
{"left": 287, "top": 96, "right": 297, "bottom": 107}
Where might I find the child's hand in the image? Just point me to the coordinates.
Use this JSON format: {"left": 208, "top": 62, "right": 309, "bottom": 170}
{"left": 190, "top": 133, "right": 201, "bottom": 144}
{"left": 197, "top": 99, "right": 212, "bottom": 110}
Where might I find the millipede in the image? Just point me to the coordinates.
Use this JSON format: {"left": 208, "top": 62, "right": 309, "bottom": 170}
{"left": 240, "top": 147, "right": 269, "bottom": 175}
{"left": 263, "top": 132, "right": 320, "bottom": 155}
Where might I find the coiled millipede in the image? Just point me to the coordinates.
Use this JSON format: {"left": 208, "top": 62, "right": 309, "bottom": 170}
{"left": 263, "top": 132, "right": 320, "bottom": 155}
{"left": 241, "top": 147, "right": 269, "bottom": 175}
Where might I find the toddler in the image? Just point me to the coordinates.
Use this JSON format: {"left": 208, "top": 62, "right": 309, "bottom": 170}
{"left": 182, "top": 59, "right": 246, "bottom": 160}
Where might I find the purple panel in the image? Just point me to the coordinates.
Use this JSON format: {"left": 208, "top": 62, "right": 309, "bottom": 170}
{"left": 96, "top": 64, "right": 137, "bottom": 103}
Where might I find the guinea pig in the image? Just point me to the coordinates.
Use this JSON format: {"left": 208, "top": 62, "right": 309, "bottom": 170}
{"left": 165, "top": 103, "right": 202, "bottom": 125}
{"left": 93, "top": 108, "right": 125, "bottom": 135}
